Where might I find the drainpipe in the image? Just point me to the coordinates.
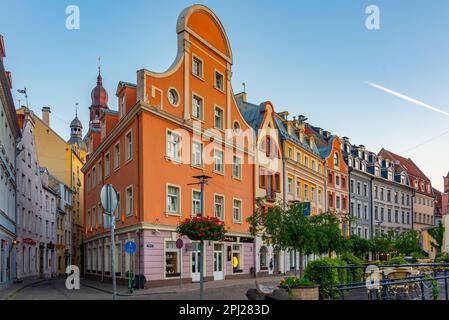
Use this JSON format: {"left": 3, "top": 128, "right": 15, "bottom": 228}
{"left": 411, "top": 189, "right": 416, "bottom": 232}
{"left": 369, "top": 177, "right": 375, "bottom": 240}
{"left": 282, "top": 144, "right": 288, "bottom": 275}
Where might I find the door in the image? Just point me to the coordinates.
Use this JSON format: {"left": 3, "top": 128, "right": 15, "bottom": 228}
{"left": 213, "top": 244, "right": 224, "bottom": 280}
{"left": 191, "top": 245, "right": 201, "bottom": 282}
{"left": 39, "top": 249, "right": 44, "bottom": 278}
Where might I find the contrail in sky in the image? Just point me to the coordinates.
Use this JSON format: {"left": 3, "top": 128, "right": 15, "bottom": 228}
{"left": 366, "top": 81, "right": 449, "bottom": 117}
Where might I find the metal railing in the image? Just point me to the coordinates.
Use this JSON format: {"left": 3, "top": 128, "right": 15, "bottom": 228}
{"left": 318, "top": 263, "right": 449, "bottom": 300}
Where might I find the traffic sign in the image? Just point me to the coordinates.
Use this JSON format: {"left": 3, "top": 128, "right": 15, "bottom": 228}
{"left": 100, "top": 184, "right": 118, "bottom": 214}
{"left": 176, "top": 239, "right": 183, "bottom": 249}
{"left": 124, "top": 241, "right": 137, "bottom": 254}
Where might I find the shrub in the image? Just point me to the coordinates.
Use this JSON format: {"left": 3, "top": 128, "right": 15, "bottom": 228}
{"left": 412, "top": 251, "right": 427, "bottom": 260}
{"left": 339, "top": 252, "right": 364, "bottom": 283}
{"left": 386, "top": 255, "right": 407, "bottom": 265}
{"left": 435, "top": 254, "right": 449, "bottom": 263}
{"left": 304, "top": 257, "right": 345, "bottom": 299}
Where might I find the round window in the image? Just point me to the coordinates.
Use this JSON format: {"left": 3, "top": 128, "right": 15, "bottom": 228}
{"left": 168, "top": 88, "right": 179, "bottom": 106}
{"left": 233, "top": 121, "right": 241, "bottom": 135}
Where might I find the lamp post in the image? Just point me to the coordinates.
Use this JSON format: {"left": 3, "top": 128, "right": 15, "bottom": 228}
{"left": 189, "top": 175, "right": 212, "bottom": 300}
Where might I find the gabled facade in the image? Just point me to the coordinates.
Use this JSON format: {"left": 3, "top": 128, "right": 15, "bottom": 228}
{"left": 83, "top": 5, "right": 255, "bottom": 287}
{"left": 379, "top": 149, "right": 435, "bottom": 231}
{"left": 306, "top": 125, "right": 349, "bottom": 236}
{"left": 341, "top": 138, "right": 374, "bottom": 239}
{"left": 367, "top": 151, "right": 413, "bottom": 237}
{"left": 236, "top": 94, "right": 286, "bottom": 275}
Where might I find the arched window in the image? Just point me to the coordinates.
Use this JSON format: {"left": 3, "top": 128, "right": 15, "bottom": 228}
{"left": 334, "top": 152, "right": 339, "bottom": 167}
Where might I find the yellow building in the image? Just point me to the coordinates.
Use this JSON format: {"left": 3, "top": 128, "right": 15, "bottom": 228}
{"left": 275, "top": 112, "right": 326, "bottom": 215}
{"left": 16, "top": 107, "right": 86, "bottom": 272}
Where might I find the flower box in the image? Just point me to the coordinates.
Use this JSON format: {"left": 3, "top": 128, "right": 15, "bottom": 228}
{"left": 177, "top": 214, "right": 227, "bottom": 241}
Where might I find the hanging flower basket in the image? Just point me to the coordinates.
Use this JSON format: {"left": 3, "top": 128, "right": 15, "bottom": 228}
{"left": 177, "top": 214, "right": 227, "bottom": 241}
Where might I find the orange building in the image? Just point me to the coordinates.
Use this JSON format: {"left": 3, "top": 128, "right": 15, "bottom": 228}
{"left": 82, "top": 5, "right": 255, "bottom": 287}
{"left": 306, "top": 125, "right": 350, "bottom": 235}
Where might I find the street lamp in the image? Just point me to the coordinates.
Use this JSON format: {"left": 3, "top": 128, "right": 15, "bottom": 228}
{"left": 189, "top": 175, "right": 212, "bottom": 300}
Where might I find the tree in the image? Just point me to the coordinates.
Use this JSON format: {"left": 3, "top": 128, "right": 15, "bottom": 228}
{"left": 309, "top": 213, "right": 345, "bottom": 257}
{"left": 394, "top": 230, "right": 420, "bottom": 255}
{"left": 372, "top": 231, "right": 396, "bottom": 258}
{"left": 343, "top": 235, "right": 373, "bottom": 260}
{"left": 428, "top": 222, "right": 445, "bottom": 254}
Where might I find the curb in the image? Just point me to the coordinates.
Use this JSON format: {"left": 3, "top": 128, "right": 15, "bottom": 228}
{"left": 81, "top": 281, "right": 177, "bottom": 297}
{"left": 1, "top": 278, "right": 50, "bottom": 300}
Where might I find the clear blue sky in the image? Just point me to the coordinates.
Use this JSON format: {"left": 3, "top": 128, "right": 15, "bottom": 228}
{"left": 2, "top": 0, "right": 449, "bottom": 190}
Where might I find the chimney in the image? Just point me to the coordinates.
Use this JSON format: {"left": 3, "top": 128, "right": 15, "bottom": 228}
{"left": 42, "top": 107, "right": 51, "bottom": 127}
{"left": 235, "top": 92, "right": 247, "bottom": 103}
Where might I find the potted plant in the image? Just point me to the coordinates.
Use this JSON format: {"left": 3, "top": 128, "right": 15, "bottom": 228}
{"left": 176, "top": 214, "right": 227, "bottom": 241}
{"left": 279, "top": 276, "right": 319, "bottom": 300}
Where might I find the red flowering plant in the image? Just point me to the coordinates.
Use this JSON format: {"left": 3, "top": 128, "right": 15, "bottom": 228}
{"left": 176, "top": 214, "right": 227, "bottom": 241}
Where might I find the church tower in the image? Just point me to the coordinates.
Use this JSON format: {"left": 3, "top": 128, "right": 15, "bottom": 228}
{"left": 68, "top": 104, "right": 87, "bottom": 150}
{"left": 89, "top": 59, "right": 109, "bottom": 129}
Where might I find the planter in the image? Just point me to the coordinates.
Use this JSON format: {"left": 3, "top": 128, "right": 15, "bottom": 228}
{"left": 288, "top": 285, "right": 320, "bottom": 300}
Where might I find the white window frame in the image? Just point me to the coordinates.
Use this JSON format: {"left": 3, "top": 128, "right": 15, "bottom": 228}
{"left": 191, "top": 189, "right": 201, "bottom": 217}
{"left": 232, "top": 198, "right": 242, "bottom": 223}
{"left": 105, "top": 152, "right": 110, "bottom": 178}
{"left": 192, "top": 93, "right": 204, "bottom": 121}
{"left": 192, "top": 54, "right": 204, "bottom": 79}
{"left": 214, "top": 105, "right": 224, "bottom": 130}
{"left": 191, "top": 140, "right": 203, "bottom": 168}
{"left": 166, "top": 184, "right": 181, "bottom": 215}
{"left": 214, "top": 194, "right": 225, "bottom": 221}
{"left": 214, "top": 149, "right": 224, "bottom": 174}
{"left": 114, "top": 142, "right": 120, "bottom": 170}
{"left": 125, "top": 129, "right": 133, "bottom": 162}
{"left": 214, "top": 69, "right": 225, "bottom": 92}
{"left": 166, "top": 129, "right": 181, "bottom": 162}
{"left": 125, "top": 185, "right": 133, "bottom": 217}
{"left": 232, "top": 155, "right": 242, "bottom": 180}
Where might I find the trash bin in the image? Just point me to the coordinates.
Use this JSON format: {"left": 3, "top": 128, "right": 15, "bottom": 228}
{"left": 133, "top": 274, "right": 146, "bottom": 289}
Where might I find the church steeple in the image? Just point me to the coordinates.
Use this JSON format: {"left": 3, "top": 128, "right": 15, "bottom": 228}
{"left": 89, "top": 57, "right": 109, "bottom": 129}
{"left": 68, "top": 102, "right": 86, "bottom": 150}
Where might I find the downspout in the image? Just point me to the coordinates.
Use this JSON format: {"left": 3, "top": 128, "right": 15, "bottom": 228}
{"left": 137, "top": 110, "right": 142, "bottom": 279}
{"left": 369, "top": 176, "right": 375, "bottom": 240}
{"left": 411, "top": 189, "right": 416, "bottom": 232}
{"left": 281, "top": 139, "right": 288, "bottom": 275}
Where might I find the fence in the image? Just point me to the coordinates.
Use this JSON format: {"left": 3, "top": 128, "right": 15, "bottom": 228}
{"left": 318, "top": 263, "right": 449, "bottom": 300}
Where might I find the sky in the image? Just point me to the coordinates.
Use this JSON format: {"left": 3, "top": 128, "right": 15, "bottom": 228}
{"left": 1, "top": 0, "right": 449, "bottom": 190}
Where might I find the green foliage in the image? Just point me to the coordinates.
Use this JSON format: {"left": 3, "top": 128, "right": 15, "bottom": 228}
{"left": 279, "top": 276, "right": 315, "bottom": 289}
{"left": 394, "top": 230, "right": 420, "bottom": 255}
{"left": 304, "top": 257, "right": 345, "bottom": 298}
{"left": 246, "top": 197, "right": 265, "bottom": 237}
{"left": 385, "top": 255, "right": 407, "bottom": 265}
{"left": 372, "top": 231, "right": 396, "bottom": 255}
{"left": 435, "top": 253, "right": 449, "bottom": 263}
{"left": 428, "top": 222, "right": 445, "bottom": 253}
{"left": 339, "top": 252, "right": 364, "bottom": 283}
{"left": 342, "top": 235, "right": 373, "bottom": 259}
{"left": 411, "top": 250, "right": 428, "bottom": 260}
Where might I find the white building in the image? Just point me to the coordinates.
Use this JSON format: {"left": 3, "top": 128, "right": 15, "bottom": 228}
{"left": 16, "top": 109, "right": 56, "bottom": 279}
{"left": 40, "top": 168, "right": 57, "bottom": 277}
{"left": 0, "top": 34, "right": 21, "bottom": 287}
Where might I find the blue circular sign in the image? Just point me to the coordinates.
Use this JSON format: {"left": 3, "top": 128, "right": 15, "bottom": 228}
{"left": 124, "top": 241, "right": 137, "bottom": 254}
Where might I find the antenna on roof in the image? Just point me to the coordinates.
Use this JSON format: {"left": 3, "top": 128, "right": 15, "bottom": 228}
{"left": 242, "top": 82, "right": 246, "bottom": 94}
{"left": 75, "top": 102, "right": 79, "bottom": 117}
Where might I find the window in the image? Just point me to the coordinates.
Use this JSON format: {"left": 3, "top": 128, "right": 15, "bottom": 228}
{"left": 125, "top": 131, "right": 132, "bottom": 161}
{"left": 259, "top": 168, "right": 266, "bottom": 188}
{"left": 192, "top": 95, "right": 203, "bottom": 120}
{"left": 114, "top": 143, "right": 120, "bottom": 169}
{"left": 296, "top": 152, "right": 301, "bottom": 163}
{"left": 165, "top": 241, "right": 180, "bottom": 278}
{"left": 125, "top": 186, "right": 133, "bottom": 217}
{"left": 357, "top": 182, "right": 361, "bottom": 195}
{"left": 288, "top": 177, "right": 293, "bottom": 194}
{"left": 214, "top": 195, "right": 224, "bottom": 220}
{"left": 232, "top": 156, "right": 242, "bottom": 179}
{"left": 214, "top": 107, "right": 224, "bottom": 130}
{"left": 192, "top": 56, "right": 203, "bottom": 78}
{"left": 375, "top": 206, "right": 378, "bottom": 220}
{"left": 312, "top": 160, "right": 316, "bottom": 171}
{"left": 318, "top": 189, "right": 322, "bottom": 205}
{"left": 192, "top": 190, "right": 201, "bottom": 216}
{"left": 288, "top": 148, "right": 293, "bottom": 159}
{"left": 304, "top": 184, "right": 309, "bottom": 201}
{"left": 296, "top": 181, "right": 301, "bottom": 198}
{"left": 232, "top": 244, "right": 243, "bottom": 273}
{"left": 215, "top": 71, "right": 224, "bottom": 91}
{"left": 92, "top": 207, "right": 96, "bottom": 229}
{"left": 166, "top": 130, "right": 181, "bottom": 161}
{"left": 214, "top": 149, "right": 224, "bottom": 174}
{"left": 334, "top": 152, "right": 339, "bottom": 167}
{"left": 336, "top": 196, "right": 340, "bottom": 209}
{"left": 304, "top": 157, "right": 309, "bottom": 168}
{"left": 167, "top": 186, "right": 180, "bottom": 214}
{"left": 168, "top": 88, "right": 179, "bottom": 106}
{"left": 233, "top": 121, "right": 241, "bottom": 135}
{"left": 192, "top": 141, "right": 203, "bottom": 167}
{"left": 363, "top": 184, "right": 367, "bottom": 197}
{"left": 92, "top": 166, "right": 96, "bottom": 187}
{"left": 233, "top": 199, "right": 242, "bottom": 223}
{"left": 105, "top": 152, "right": 110, "bottom": 177}
{"left": 336, "top": 176, "right": 340, "bottom": 186}
{"left": 350, "top": 180, "right": 354, "bottom": 193}
{"left": 114, "top": 192, "right": 121, "bottom": 220}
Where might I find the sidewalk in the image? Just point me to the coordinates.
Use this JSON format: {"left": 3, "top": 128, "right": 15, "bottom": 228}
{"left": 0, "top": 278, "right": 50, "bottom": 300}
{"left": 82, "top": 276, "right": 283, "bottom": 297}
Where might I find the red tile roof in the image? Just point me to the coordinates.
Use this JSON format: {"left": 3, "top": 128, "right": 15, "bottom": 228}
{"left": 379, "top": 148, "right": 432, "bottom": 196}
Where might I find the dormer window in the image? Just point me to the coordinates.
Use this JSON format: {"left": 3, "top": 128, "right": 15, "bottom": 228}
{"left": 334, "top": 152, "right": 339, "bottom": 167}
{"left": 120, "top": 96, "right": 125, "bottom": 116}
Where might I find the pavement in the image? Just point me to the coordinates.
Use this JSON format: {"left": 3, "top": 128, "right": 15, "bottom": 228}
{"left": 1, "top": 276, "right": 283, "bottom": 300}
